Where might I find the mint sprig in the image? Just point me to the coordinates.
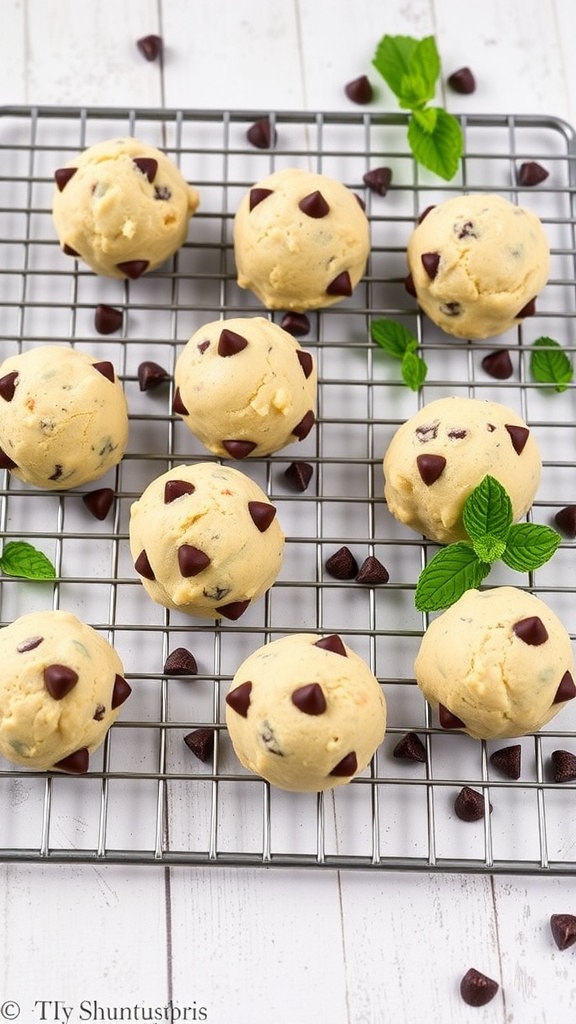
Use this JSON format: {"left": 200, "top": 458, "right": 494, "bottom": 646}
{"left": 0, "top": 541, "right": 56, "bottom": 580}
{"left": 372, "top": 34, "right": 463, "bottom": 181}
{"left": 530, "top": 337, "right": 573, "bottom": 393}
{"left": 370, "top": 318, "right": 428, "bottom": 391}
{"left": 415, "top": 475, "right": 561, "bottom": 611}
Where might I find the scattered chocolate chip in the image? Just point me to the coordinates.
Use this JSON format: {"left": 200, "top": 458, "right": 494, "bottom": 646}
{"left": 204, "top": 585, "right": 230, "bottom": 602}
{"left": 344, "top": 75, "right": 373, "bottom": 104}
{"left": 16, "top": 635, "right": 44, "bottom": 653}
{"left": 292, "top": 410, "right": 315, "bottom": 441}
{"left": 315, "top": 634, "right": 347, "bottom": 657}
{"left": 416, "top": 453, "right": 446, "bottom": 485}
{"left": 296, "top": 350, "right": 314, "bottom": 378}
{"left": 418, "top": 205, "right": 436, "bottom": 224}
{"left": 440, "top": 301, "right": 462, "bottom": 317}
{"left": 138, "top": 361, "right": 170, "bottom": 391}
{"left": 516, "top": 298, "right": 536, "bottom": 318}
{"left": 439, "top": 704, "right": 465, "bottom": 729}
{"left": 505, "top": 423, "right": 530, "bottom": 455}
{"left": 178, "top": 544, "right": 211, "bottom": 577}
{"left": 551, "top": 749, "right": 576, "bottom": 783}
{"left": 329, "top": 751, "right": 358, "bottom": 777}
{"left": 82, "top": 487, "right": 114, "bottom": 521}
{"left": 133, "top": 157, "right": 158, "bottom": 183}
{"left": 197, "top": 340, "right": 210, "bottom": 354}
{"left": 226, "top": 680, "right": 252, "bottom": 717}
{"left": 134, "top": 549, "right": 155, "bottom": 581}
{"left": 447, "top": 429, "right": 467, "bottom": 440}
{"left": 249, "top": 187, "right": 273, "bottom": 211}
{"left": 222, "top": 439, "right": 257, "bottom": 459}
{"left": 154, "top": 185, "right": 172, "bottom": 201}
{"left": 362, "top": 167, "right": 392, "bottom": 196}
{"left": 393, "top": 732, "right": 426, "bottom": 763}
{"left": 0, "top": 371, "right": 18, "bottom": 402}
{"left": 111, "top": 674, "right": 131, "bottom": 709}
{"left": 184, "top": 728, "right": 214, "bottom": 762}
{"left": 512, "top": 616, "right": 548, "bottom": 646}
{"left": 92, "top": 360, "right": 115, "bottom": 383}
{"left": 517, "top": 161, "right": 549, "bottom": 187}
{"left": 553, "top": 671, "right": 576, "bottom": 704}
{"left": 116, "top": 260, "right": 149, "bottom": 279}
{"left": 164, "top": 648, "right": 198, "bottom": 676}
{"left": 454, "top": 786, "right": 492, "bottom": 822}
{"left": 63, "top": 243, "right": 80, "bottom": 256}
{"left": 283, "top": 461, "right": 313, "bottom": 492}
{"left": 93, "top": 705, "right": 106, "bottom": 721}
{"left": 280, "top": 312, "right": 310, "bottom": 337}
{"left": 292, "top": 683, "right": 327, "bottom": 715}
{"left": 299, "top": 190, "right": 330, "bottom": 218}
{"left": 326, "top": 270, "right": 353, "bottom": 297}
{"left": 447, "top": 67, "right": 476, "bottom": 94}
{"left": 216, "top": 599, "right": 250, "bottom": 620}
{"left": 355, "top": 556, "right": 389, "bottom": 585}
{"left": 248, "top": 500, "right": 277, "bottom": 532}
{"left": 490, "top": 744, "right": 521, "bottom": 780}
{"left": 325, "top": 546, "right": 359, "bottom": 580}
{"left": 421, "top": 252, "right": 440, "bottom": 279}
{"left": 460, "top": 968, "right": 499, "bottom": 1007}
{"left": 94, "top": 304, "right": 123, "bottom": 335}
{"left": 54, "top": 167, "right": 77, "bottom": 191}
{"left": 164, "top": 479, "right": 195, "bottom": 503}
{"left": 44, "top": 664, "right": 79, "bottom": 700}
{"left": 246, "top": 118, "right": 276, "bottom": 149}
{"left": 172, "top": 387, "right": 189, "bottom": 415}
{"left": 482, "top": 349, "right": 514, "bottom": 380}
{"left": 456, "top": 220, "right": 479, "bottom": 239}
{"left": 0, "top": 447, "right": 17, "bottom": 469}
{"left": 48, "top": 464, "right": 63, "bottom": 481}
{"left": 486, "top": 423, "right": 496, "bottom": 432}
{"left": 136, "top": 34, "right": 163, "bottom": 61}
{"left": 218, "top": 328, "right": 248, "bottom": 357}
{"left": 416, "top": 422, "right": 439, "bottom": 442}
{"left": 53, "top": 747, "right": 90, "bottom": 774}
{"left": 550, "top": 914, "right": 576, "bottom": 951}
{"left": 404, "top": 273, "right": 417, "bottom": 298}
{"left": 554, "top": 505, "right": 576, "bottom": 537}
{"left": 260, "top": 721, "right": 283, "bottom": 755}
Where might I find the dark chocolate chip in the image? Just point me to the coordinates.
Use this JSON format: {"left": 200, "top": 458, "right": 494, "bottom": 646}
{"left": 138, "top": 361, "right": 170, "bottom": 391}
{"left": 455, "top": 220, "right": 479, "bottom": 240}
{"left": 512, "top": 616, "right": 548, "bottom": 646}
{"left": 404, "top": 273, "right": 417, "bottom": 298}
{"left": 447, "top": 67, "right": 476, "bottom": 94}
{"left": 418, "top": 205, "right": 436, "bottom": 224}
{"left": 314, "top": 634, "right": 347, "bottom": 657}
{"left": 82, "top": 487, "right": 114, "bottom": 521}
{"left": 184, "top": 728, "right": 214, "bottom": 762}
{"left": 416, "top": 453, "right": 446, "bottom": 485}
{"left": 248, "top": 500, "right": 277, "bottom": 532}
{"left": 53, "top": 747, "right": 90, "bottom": 774}
{"left": 0, "top": 371, "right": 18, "bottom": 402}
{"left": 517, "top": 161, "right": 549, "bottom": 187}
{"left": 551, "top": 749, "right": 576, "bottom": 783}
{"left": 48, "top": 465, "right": 63, "bottom": 481}
{"left": 93, "top": 705, "right": 106, "bottom": 721}
{"left": 299, "top": 190, "right": 330, "bottom": 218}
{"left": 94, "top": 304, "right": 123, "bottom": 335}
{"left": 440, "top": 301, "right": 462, "bottom": 317}
{"left": 554, "top": 505, "right": 576, "bottom": 537}
{"left": 116, "top": 260, "right": 149, "bottom": 279}
{"left": 421, "top": 252, "right": 440, "bottom": 279}
{"left": 63, "top": 244, "right": 80, "bottom": 256}
{"left": 154, "top": 185, "right": 172, "bottom": 201}
{"left": 54, "top": 167, "right": 77, "bottom": 191}
{"left": 260, "top": 721, "right": 283, "bottom": 756}
{"left": 362, "top": 167, "right": 392, "bottom": 196}
{"left": 216, "top": 599, "right": 250, "bottom": 620}
{"left": 218, "top": 328, "right": 248, "bottom": 357}
{"left": 292, "top": 410, "right": 315, "bottom": 440}
{"left": 164, "top": 648, "right": 198, "bottom": 676}
{"left": 553, "top": 671, "right": 576, "bottom": 704}
{"left": 292, "top": 683, "right": 327, "bottom": 715}
{"left": 222, "top": 439, "right": 257, "bottom": 459}
{"left": 226, "top": 680, "right": 252, "bottom": 717}
{"left": 505, "top": 423, "right": 529, "bottom": 455}
{"left": 134, "top": 549, "right": 155, "bottom": 581}
{"left": 44, "top": 664, "right": 79, "bottom": 700}
{"left": 296, "top": 350, "right": 314, "bottom": 378}
{"left": 178, "top": 544, "right": 211, "bottom": 577}
{"left": 516, "top": 298, "right": 536, "bottom": 319}
{"left": 172, "top": 387, "right": 189, "bottom": 415}
{"left": 111, "top": 674, "right": 132, "bottom": 709}
{"left": 344, "top": 75, "right": 373, "bottom": 104}
{"left": 460, "top": 968, "right": 499, "bottom": 1007}
{"left": 283, "top": 461, "right": 313, "bottom": 492}
{"left": 454, "top": 786, "right": 492, "bottom": 822}
{"left": 92, "top": 360, "right": 115, "bottom": 383}
{"left": 439, "top": 704, "right": 465, "bottom": 729}
{"left": 355, "top": 556, "right": 389, "bottom": 585}
{"left": 197, "top": 340, "right": 210, "bottom": 354}
{"left": 136, "top": 35, "right": 163, "bottom": 61}
{"left": 246, "top": 118, "right": 276, "bottom": 149}
{"left": 249, "top": 187, "right": 274, "bottom": 211}
{"left": 550, "top": 914, "right": 576, "bottom": 951}
{"left": 325, "top": 546, "right": 359, "bottom": 580}
{"left": 326, "top": 270, "right": 353, "bottom": 297}
{"left": 447, "top": 429, "right": 467, "bottom": 440}
{"left": 164, "top": 479, "right": 195, "bottom": 504}
{"left": 489, "top": 744, "right": 521, "bottom": 780}
{"left": 482, "top": 349, "right": 514, "bottom": 380}
{"left": 0, "top": 447, "right": 17, "bottom": 470}
{"left": 415, "top": 422, "right": 439, "bottom": 442}
{"left": 16, "top": 635, "right": 44, "bottom": 653}
{"left": 393, "top": 732, "right": 426, "bottom": 763}
{"left": 329, "top": 751, "right": 358, "bottom": 777}
{"left": 280, "top": 312, "right": 310, "bottom": 337}
{"left": 133, "top": 157, "right": 158, "bottom": 183}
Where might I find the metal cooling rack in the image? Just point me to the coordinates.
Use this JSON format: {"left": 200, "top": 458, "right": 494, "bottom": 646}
{"left": 1, "top": 105, "right": 576, "bottom": 873}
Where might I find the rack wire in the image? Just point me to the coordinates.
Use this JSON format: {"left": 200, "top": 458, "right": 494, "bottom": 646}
{"left": 1, "top": 106, "right": 576, "bottom": 872}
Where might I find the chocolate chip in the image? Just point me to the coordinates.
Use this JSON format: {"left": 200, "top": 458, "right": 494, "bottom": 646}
{"left": 292, "top": 683, "right": 327, "bottom": 715}
{"left": 416, "top": 454, "right": 446, "bottom": 485}
{"left": 329, "top": 751, "right": 358, "bottom": 777}
{"left": 48, "top": 465, "right": 63, "bottom": 481}
{"left": 133, "top": 157, "right": 158, "bottom": 183}
{"left": 482, "top": 349, "right": 514, "bottom": 380}
{"left": 418, "top": 205, "right": 436, "bottom": 223}
{"left": 16, "top": 635, "right": 44, "bottom": 653}
{"left": 280, "top": 313, "right": 310, "bottom": 337}
{"left": 246, "top": 118, "right": 276, "bottom": 149}
{"left": 415, "top": 422, "right": 439, "bottom": 442}
{"left": 164, "top": 479, "right": 195, "bottom": 503}
{"left": 553, "top": 671, "right": 576, "bottom": 704}
{"left": 0, "top": 371, "right": 18, "bottom": 402}
{"left": 53, "top": 747, "right": 90, "bottom": 774}
{"left": 178, "top": 545, "right": 211, "bottom": 577}
{"left": 447, "top": 429, "right": 467, "bottom": 440}
{"left": 550, "top": 914, "right": 576, "bottom": 951}
{"left": 260, "top": 721, "right": 283, "bottom": 756}
{"left": 326, "top": 271, "right": 353, "bottom": 297}
{"left": 296, "top": 350, "right": 314, "bottom": 378}
{"left": 216, "top": 599, "right": 250, "bottom": 620}
{"left": 421, "top": 252, "right": 440, "bottom": 279}
{"left": 299, "top": 191, "right": 330, "bottom": 218}
{"left": 172, "top": 387, "right": 189, "bottom": 415}
{"left": 54, "top": 167, "right": 77, "bottom": 191}
{"left": 447, "top": 67, "right": 476, "bottom": 94}
{"left": 362, "top": 167, "right": 392, "bottom": 196}
{"left": 489, "top": 744, "right": 521, "bottom": 780}
{"left": 439, "top": 704, "right": 465, "bottom": 729}
{"left": 249, "top": 187, "right": 273, "bottom": 211}
{"left": 94, "top": 304, "right": 123, "bottom": 335}
{"left": 393, "top": 732, "right": 426, "bottom": 763}
{"left": 460, "top": 968, "right": 499, "bottom": 1007}
{"left": 517, "top": 161, "right": 549, "bottom": 187}
{"left": 404, "top": 273, "right": 417, "bottom": 298}
{"left": 138, "top": 361, "right": 170, "bottom": 391}
{"left": 516, "top": 298, "right": 536, "bottom": 318}
{"left": 111, "top": 674, "right": 132, "bottom": 709}
{"left": 454, "top": 786, "right": 492, "bottom": 822}
{"left": 248, "top": 500, "right": 277, "bottom": 532}
{"left": 154, "top": 185, "right": 172, "bottom": 201}
{"left": 344, "top": 75, "right": 373, "bottom": 104}
{"left": 63, "top": 244, "right": 80, "bottom": 256}
{"left": 554, "top": 505, "right": 576, "bottom": 537}
{"left": 197, "top": 340, "right": 210, "bottom": 354}
{"left": 283, "top": 461, "right": 313, "bottom": 492}
{"left": 0, "top": 447, "right": 17, "bottom": 469}
{"left": 292, "top": 410, "right": 315, "bottom": 441}
{"left": 512, "top": 616, "right": 548, "bottom": 646}
{"left": 226, "top": 680, "right": 252, "bottom": 717}
{"left": 551, "top": 749, "right": 576, "bottom": 783}
{"left": 164, "top": 648, "right": 198, "bottom": 676}
{"left": 325, "top": 546, "right": 359, "bottom": 580}
{"left": 82, "top": 487, "right": 114, "bottom": 521}
{"left": 314, "top": 634, "right": 347, "bottom": 657}
{"left": 505, "top": 423, "right": 530, "bottom": 455}
{"left": 44, "top": 664, "right": 79, "bottom": 700}
{"left": 455, "top": 220, "right": 479, "bottom": 239}
{"left": 355, "top": 556, "right": 389, "bottom": 585}
{"left": 184, "top": 728, "right": 214, "bottom": 762}
{"left": 134, "top": 549, "right": 155, "bottom": 581}
{"left": 92, "top": 360, "right": 115, "bottom": 383}
{"left": 116, "top": 260, "right": 149, "bottom": 279}
{"left": 93, "top": 705, "right": 106, "bottom": 721}
{"left": 439, "top": 301, "right": 462, "bottom": 317}
{"left": 222, "top": 439, "right": 257, "bottom": 459}
{"left": 218, "top": 328, "right": 248, "bottom": 357}
{"left": 136, "top": 34, "right": 163, "bottom": 61}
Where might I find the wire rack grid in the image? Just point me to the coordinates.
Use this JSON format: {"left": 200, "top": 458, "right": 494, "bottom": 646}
{"left": 1, "top": 105, "right": 576, "bottom": 872}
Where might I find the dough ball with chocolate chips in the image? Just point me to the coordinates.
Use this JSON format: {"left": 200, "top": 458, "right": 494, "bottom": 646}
{"left": 225, "top": 632, "right": 386, "bottom": 792}
{"left": 0, "top": 610, "right": 131, "bottom": 773}
{"left": 0, "top": 345, "right": 129, "bottom": 489}
{"left": 415, "top": 587, "right": 575, "bottom": 740}
{"left": 129, "top": 463, "right": 285, "bottom": 620}
{"left": 233, "top": 167, "right": 370, "bottom": 311}
{"left": 173, "top": 317, "right": 317, "bottom": 459}
{"left": 407, "top": 193, "right": 550, "bottom": 339}
{"left": 383, "top": 396, "right": 541, "bottom": 544}
{"left": 52, "top": 137, "right": 199, "bottom": 279}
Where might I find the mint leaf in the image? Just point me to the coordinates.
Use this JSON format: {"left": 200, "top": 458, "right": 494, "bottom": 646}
{"left": 401, "top": 349, "right": 428, "bottom": 390}
{"left": 412, "top": 106, "right": 438, "bottom": 134}
{"left": 409, "top": 36, "right": 440, "bottom": 101}
{"left": 408, "top": 107, "right": 463, "bottom": 180}
{"left": 530, "top": 337, "right": 573, "bottom": 393}
{"left": 372, "top": 35, "right": 422, "bottom": 100}
{"left": 472, "top": 535, "right": 508, "bottom": 563}
{"left": 370, "top": 318, "right": 417, "bottom": 358}
{"left": 415, "top": 543, "right": 491, "bottom": 611}
{"left": 398, "top": 73, "right": 432, "bottom": 110}
{"left": 0, "top": 541, "right": 56, "bottom": 580}
{"left": 462, "top": 475, "right": 513, "bottom": 545}
{"left": 373, "top": 35, "right": 439, "bottom": 108}
{"left": 501, "top": 523, "right": 561, "bottom": 572}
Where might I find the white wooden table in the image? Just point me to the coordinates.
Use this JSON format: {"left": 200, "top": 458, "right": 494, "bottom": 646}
{"left": 1, "top": 2, "right": 576, "bottom": 1022}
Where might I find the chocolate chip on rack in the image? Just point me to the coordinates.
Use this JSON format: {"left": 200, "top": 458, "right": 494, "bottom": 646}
{"left": 184, "top": 728, "right": 214, "bottom": 763}
{"left": 489, "top": 744, "right": 521, "bottom": 780}
{"left": 482, "top": 349, "right": 514, "bottom": 380}
{"left": 555, "top": 505, "right": 576, "bottom": 537}
{"left": 116, "top": 259, "right": 149, "bottom": 279}
{"left": 283, "top": 461, "right": 313, "bottom": 492}
{"left": 138, "top": 361, "right": 170, "bottom": 391}
{"left": 454, "top": 786, "right": 492, "bottom": 822}
{"left": 136, "top": 35, "right": 163, "bottom": 61}
{"left": 53, "top": 747, "right": 90, "bottom": 774}
{"left": 329, "top": 751, "right": 358, "bottom": 776}
{"left": 551, "top": 749, "right": 576, "bottom": 783}
{"left": 164, "top": 648, "right": 198, "bottom": 676}
{"left": 459, "top": 968, "right": 499, "bottom": 1007}
{"left": 280, "top": 313, "right": 311, "bottom": 337}
{"left": 325, "top": 546, "right": 359, "bottom": 580}
{"left": 517, "top": 161, "right": 549, "bottom": 186}
{"left": 94, "top": 304, "right": 123, "bottom": 335}
{"left": 439, "top": 704, "right": 465, "bottom": 729}
{"left": 82, "top": 487, "right": 114, "bottom": 521}
{"left": 447, "top": 67, "right": 476, "bottom": 94}
{"left": 246, "top": 118, "right": 276, "bottom": 149}
{"left": 393, "top": 732, "right": 427, "bottom": 763}
{"left": 344, "top": 75, "right": 373, "bottom": 104}
{"left": 362, "top": 167, "right": 392, "bottom": 196}
{"left": 550, "top": 914, "right": 576, "bottom": 951}
{"left": 111, "top": 675, "right": 131, "bottom": 708}
{"left": 356, "top": 556, "right": 389, "bottom": 585}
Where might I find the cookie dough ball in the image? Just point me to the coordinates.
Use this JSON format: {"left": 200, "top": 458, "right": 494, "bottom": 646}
{"left": 383, "top": 396, "right": 541, "bottom": 544}
{"left": 129, "top": 463, "right": 285, "bottom": 620}
{"left": 407, "top": 194, "right": 550, "bottom": 339}
{"left": 0, "top": 610, "right": 131, "bottom": 773}
{"left": 415, "top": 587, "right": 576, "bottom": 740}
{"left": 0, "top": 345, "right": 129, "bottom": 489}
{"left": 233, "top": 167, "right": 370, "bottom": 311}
{"left": 52, "top": 137, "right": 199, "bottom": 279}
{"left": 173, "top": 317, "right": 317, "bottom": 459}
{"left": 225, "top": 632, "right": 386, "bottom": 792}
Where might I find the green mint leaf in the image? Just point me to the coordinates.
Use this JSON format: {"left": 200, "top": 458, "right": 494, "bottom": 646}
{"left": 373, "top": 35, "right": 439, "bottom": 109}
{"left": 408, "top": 107, "right": 463, "bottom": 181}
{"left": 415, "top": 542, "right": 491, "bottom": 611}
{"left": 410, "top": 36, "right": 440, "bottom": 97}
{"left": 372, "top": 35, "right": 422, "bottom": 100}
{"left": 398, "top": 73, "right": 433, "bottom": 110}
{"left": 412, "top": 106, "right": 438, "bottom": 134}
{"left": 462, "top": 475, "right": 513, "bottom": 545}
{"left": 401, "top": 349, "right": 428, "bottom": 390}
{"left": 472, "top": 535, "right": 508, "bottom": 563}
{"left": 530, "top": 337, "right": 573, "bottom": 393}
{"left": 370, "top": 319, "right": 417, "bottom": 359}
{"left": 0, "top": 541, "right": 56, "bottom": 580}
{"left": 501, "top": 523, "right": 561, "bottom": 572}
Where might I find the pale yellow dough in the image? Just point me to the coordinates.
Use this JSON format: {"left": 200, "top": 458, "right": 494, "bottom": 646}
{"left": 233, "top": 167, "right": 370, "bottom": 311}
{"left": 407, "top": 193, "right": 550, "bottom": 339}
{"left": 383, "top": 396, "right": 541, "bottom": 544}
{"left": 52, "top": 137, "right": 199, "bottom": 278}
{"left": 173, "top": 316, "right": 317, "bottom": 458}
{"left": 129, "top": 463, "right": 285, "bottom": 620}
{"left": 0, "top": 610, "right": 130, "bottom": 772}
{"left": 0, "top": 345, "right": 129, "bottom": 489}
{"left": 415, "top": 588, "right": 575, "bottom": 740}
{"left": 225, "top": 633, "right": 386, "bottom": 792}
